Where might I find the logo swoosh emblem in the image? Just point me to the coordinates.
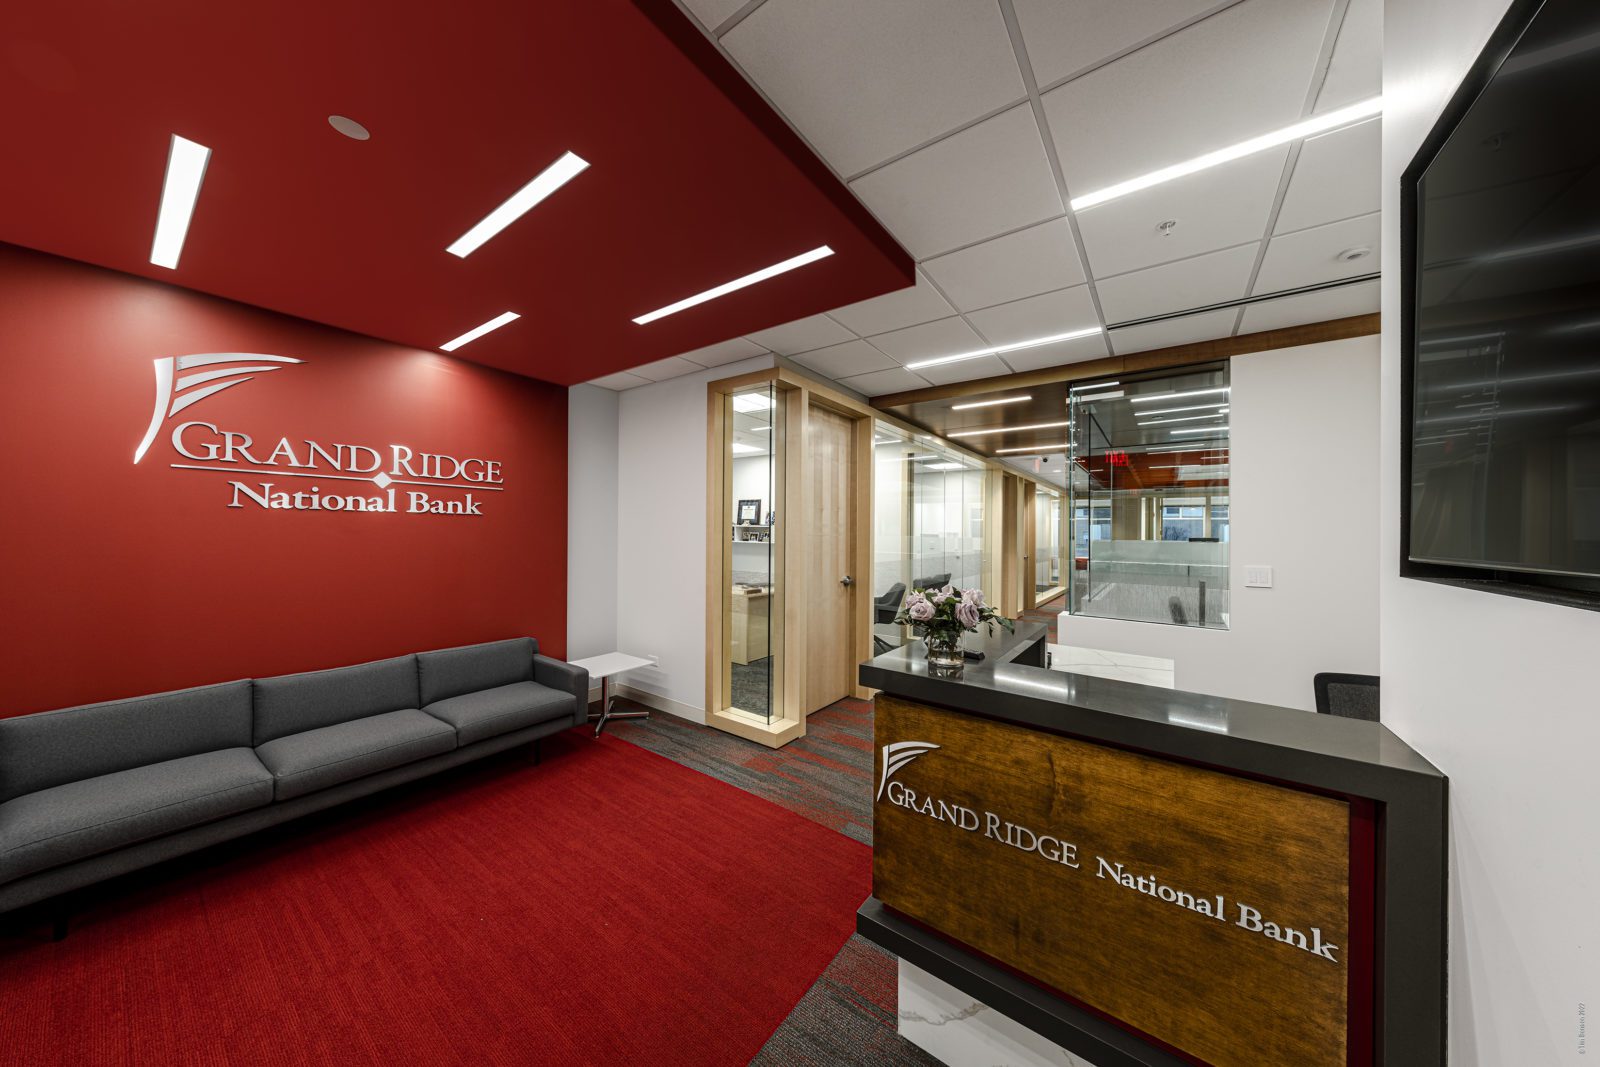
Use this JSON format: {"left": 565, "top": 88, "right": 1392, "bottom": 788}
{"left": 134, "top": 353, "right": 303, "bottom": 464}
{"left": 877, "top": 741, "right": 941, "bottom": 801}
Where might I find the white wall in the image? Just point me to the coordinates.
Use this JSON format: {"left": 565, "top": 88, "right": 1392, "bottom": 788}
{"left": 1383, "top": 3, "right": 1599, "bottom": 1061}
{"left": 567, "top": 384, "right": 619, "bottom": 661}
{"left": 1059, "top": 337, "right": 1381, "bottom": 711}
{"left": 613, "top": 354, "right": 776, "bottom": 721}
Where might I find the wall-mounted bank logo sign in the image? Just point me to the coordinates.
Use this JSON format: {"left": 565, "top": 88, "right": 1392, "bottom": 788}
{"left": 133, "top": 354, "right": 504, "bottom": 517}
{"left": 876, "top": 741, "right": 940, "bottom": 801}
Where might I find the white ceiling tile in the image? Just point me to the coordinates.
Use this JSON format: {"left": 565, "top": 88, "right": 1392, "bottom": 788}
{"left": 1238, "top": 279, "right": 1379, "bottom": 333}
{"left": 678, "top": 337, "right": 769, "bottom": 367}
{"left": 1109, "top": 308, "right": 1239, "bottom": 355}
{"left": 914, "top": 354, "right": 1013, "bottom": 386}
{"left": 1041, "top": 0, "right": 1331, "bottom": 196}
{"left": 965, "top": 285, "right": 1099, "bottom": 346}
{"left": 835, "top": 366, "right": 933, "bottom": 397}
{"left": 1255, "top": 212, "right": 1380, "bottom": 293}
{"left": 744, "top": 314, "right": 855, "bottom": 355}
{"left": 1075, "top": 148, "right": 1287, "bottom": 278}
{"left": 1013, "top": 0, "right": 1227, "bottom": 88}
{"left": 629, "top": 355, "right": 708, "bottom": 382}
{"left": 789, "top": 340, "right": 899, "bottom": 379}
{"left": 679, "top": 0, "right": 747, "bottom": 32}
{"left": 723, "top": 0, "right": 1025, "bottom": 176}
{"left": 1094, "top": 243, "right": 1259, "bottom": 323}
{"left": 828, "top": 272, "right": 956, "bottom": 337}
{"left": 588, "top": 370, "right": 653, "bottom": 390}
{"left": 996, "top": 333, "right": 1110, "bottom": 373}
{"left": 849, "top": 105, "right": 1064, "bottom": 259}
{"left": 920, "top": 218, "right": 1087, "bottom": 312}
{"left": 1315, "top": 0, "right": 1381, "bottom": 112}
{"left": 866, "top": 316, "right": 986, "bottom": 364}
{"left": 1274, "top": 117, "right": 1381, "bottom": 234}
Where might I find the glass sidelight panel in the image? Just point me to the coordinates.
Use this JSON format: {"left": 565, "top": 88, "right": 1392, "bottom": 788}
{"left": 871, "top": 424, "right": 988, "bottom": 653}
{"left": 1068, "top": 367, "right": 1231, "bottom": 628}
{"left": 1035, "top": 487, "right": 1063, "bottom": 597}
{"left": 725, "top": 384, "right": 781, "bottom": 721}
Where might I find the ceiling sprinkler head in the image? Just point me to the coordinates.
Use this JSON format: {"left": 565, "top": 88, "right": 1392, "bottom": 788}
{"left": 1337, "top": 246, "right": 1372, "bottom": 262}
{"left": 1157, "top": 220, "right": 1178, "bottom": 236}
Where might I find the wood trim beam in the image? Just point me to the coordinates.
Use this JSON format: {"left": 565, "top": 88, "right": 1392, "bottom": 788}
{"left": 870, "top": 313, "right": 1380, "bottom": 409}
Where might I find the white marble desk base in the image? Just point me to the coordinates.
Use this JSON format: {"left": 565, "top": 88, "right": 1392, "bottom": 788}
{"left": 899, "top": 959, "right": 1096, "bottom": 1067}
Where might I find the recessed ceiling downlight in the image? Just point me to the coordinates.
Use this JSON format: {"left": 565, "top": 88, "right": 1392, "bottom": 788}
{"left": 328, "top": 115, "right": 371, "bottom": 141}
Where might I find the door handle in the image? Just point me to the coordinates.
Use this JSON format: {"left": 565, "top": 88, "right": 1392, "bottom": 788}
{"left": 840, "top": 575, "right": 854, "bottom": 586}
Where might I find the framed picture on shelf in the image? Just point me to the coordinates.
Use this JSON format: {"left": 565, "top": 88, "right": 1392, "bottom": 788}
{"left": 737, "top": 499, "right": 762, "bottom": 525}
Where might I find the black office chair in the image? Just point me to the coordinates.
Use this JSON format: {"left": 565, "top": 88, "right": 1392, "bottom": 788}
{"left": 874, "top": 582, "right": 906, "bottom": 625}
{"left": 1314, "top": 673, "right": 1380, "bottom": 721}
{"left": 911, "top": 573, "right": 951, "bottom": 591}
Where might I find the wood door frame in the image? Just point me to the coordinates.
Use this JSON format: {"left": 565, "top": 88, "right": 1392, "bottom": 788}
{"left": 705, "top": 367, "right": 884, "bottom": 748}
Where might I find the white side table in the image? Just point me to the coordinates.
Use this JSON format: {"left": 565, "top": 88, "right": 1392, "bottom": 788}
{"left": 569, "top": 652, "right": 654, "bottom": 737}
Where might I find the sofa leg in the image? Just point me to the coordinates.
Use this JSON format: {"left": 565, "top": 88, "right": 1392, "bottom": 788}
{"left": 51, "top": 912, "right": 69, "bottom": 942}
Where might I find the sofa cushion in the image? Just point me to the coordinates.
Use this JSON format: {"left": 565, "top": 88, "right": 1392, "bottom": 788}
{"left": 0, "top": 681, "right": 254, "bottom": 805}
{"left": 253, "top": 655, "right": 420, "bottom": 746}
{"left": 0, "top": 749, "right": 273, "bottom": 885}
{"left": 255, "top": 709, "right": 456, "bottom": 801}
{"left": 417, "top": 638, "right": 536, "bottom": 706}
{"left": 424, "top": 681, "right": 574, "bottom": 746}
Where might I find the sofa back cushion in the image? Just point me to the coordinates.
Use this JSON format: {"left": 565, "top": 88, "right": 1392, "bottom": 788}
{"left": 417, "top": 638, "right": 537, "bottom": 706}
{"left": 252, "top": 655, "right": 420, "bottom": 745}
{"left": 0, "top": 681, "right": 253, "bottom": 803}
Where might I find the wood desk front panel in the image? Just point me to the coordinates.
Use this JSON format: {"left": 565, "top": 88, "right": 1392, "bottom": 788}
{"left": 874, "top": 695, "right": 1354, "bottom": 1066}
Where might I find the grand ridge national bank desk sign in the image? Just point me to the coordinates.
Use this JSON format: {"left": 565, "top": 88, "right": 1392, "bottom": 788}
{"left": 132, "top": 353, "right": 502, "bottom": 517}
{"left": 873, "top": 695, "right": 1365, "bottom": 1067}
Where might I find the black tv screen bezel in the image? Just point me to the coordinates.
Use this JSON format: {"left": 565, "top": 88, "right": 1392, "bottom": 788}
{"left": 1399, "top": 0, "right": 1600, "bottom": 613}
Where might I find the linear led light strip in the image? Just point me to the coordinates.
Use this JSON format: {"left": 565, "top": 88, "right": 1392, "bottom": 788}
{"left": 633, "top": 246, "right": 834, "bottom": 325}
{"left": 951, "top": 395, "right": 1031, "bottom": 410}
{"left": 995, "top": 443, "right": 1069, "bottom": 454}
{"left": 447, "top": 151, "right": 589, "bottom": 258}
{"left": 1138, "top": 411, "right": 1228, "bottom": 426}
{"left": 150, "top": 135, "right": 212, "bottom": 269}
{"left": 949, "top": 420, "right": 1071, "bottom": 440}
{"left": 1070, "top": 96, "right": 1383, "bottom": 211}
{"left": 905, "top": 326, "right": 1102, "bottom": 371}
{"left": 1129, "top": 386, "right": 1230, "bottom": 405}
{"left": 440, "top": 311, "right": 520, "bottom": 352}
{"left": 1172, "top": 425, "right": 1229, "bottom": 435}
{"left": 1136, "top": 401, "right": 1229, "bottom": 417}
{"left": 1070, "top": 380, "right": 1119, "bottom": 392}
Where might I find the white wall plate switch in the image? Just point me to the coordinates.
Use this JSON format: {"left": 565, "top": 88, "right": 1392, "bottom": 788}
{"left": 1244, "top": 565, "right": 1274, "bottom": 588}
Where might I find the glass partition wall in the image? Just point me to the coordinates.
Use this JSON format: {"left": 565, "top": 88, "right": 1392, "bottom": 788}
{"left": 1068, "top": 366, "right": 1231, "bottom": 628}
{"left": 721, "top": 384, "right": 783, "bottom": 721}
{"left": 872, "top": 424, "right": 989, "bottom": 654}
{"left": 1035, "top": 486, "right": 1064, "bottom": 601}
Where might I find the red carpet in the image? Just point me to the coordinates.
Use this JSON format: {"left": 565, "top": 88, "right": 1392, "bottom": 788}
{"left": 0, "top": 732, "right": 871, "bottom": 1066}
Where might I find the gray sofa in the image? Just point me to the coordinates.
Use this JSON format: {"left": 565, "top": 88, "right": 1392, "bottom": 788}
{"left": 0, "top": 638, "right": 586, "bottom": 924}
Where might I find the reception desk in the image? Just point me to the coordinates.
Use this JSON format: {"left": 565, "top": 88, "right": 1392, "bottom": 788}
{"left": 858, "top": 624, "right": 1446, "bottom": 1067}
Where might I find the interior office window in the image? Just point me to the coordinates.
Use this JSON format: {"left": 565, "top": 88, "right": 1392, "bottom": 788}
{"left": 871, "top": 424, "right": 987, "bottom": 654}
{"left": 1036, "top": 488, "right": 1064, "bottom": 595}
{"left": 1068, "top": 366, "right": 1231, "bottom": 628}
{"left": 725, "top": 385, "right": 780, "bottom": 720}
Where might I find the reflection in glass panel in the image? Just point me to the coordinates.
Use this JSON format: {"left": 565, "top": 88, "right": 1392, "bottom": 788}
{"left": 1068, "top": 367, "right": 1231, "bottom": 628}
{"left": 726, "top": 385, "right": 778, "bottom": 720}
{"left": 871, "top": 424, "right": 987, "bottom": 655}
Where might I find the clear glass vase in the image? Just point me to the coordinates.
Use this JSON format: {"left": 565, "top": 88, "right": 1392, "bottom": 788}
{"left": 924, "top": 631, "right": 966, "bottom": 676}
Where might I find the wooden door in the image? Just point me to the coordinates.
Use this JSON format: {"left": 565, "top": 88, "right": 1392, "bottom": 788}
{"left": 805, "top": 405, "right": 855, "bottom": 711}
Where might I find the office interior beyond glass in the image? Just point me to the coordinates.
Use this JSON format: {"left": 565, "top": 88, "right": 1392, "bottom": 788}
{"left": 1068, "top": 367, "right": 1231, "bottom": 628}
{"left": 872, "top": 425, "right": 988, "bottom": 655}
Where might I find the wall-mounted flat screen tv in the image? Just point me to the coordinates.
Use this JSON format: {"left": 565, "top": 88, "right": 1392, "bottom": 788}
{"left": 1406, "top": 0, "right": 1600, "bottom": 597}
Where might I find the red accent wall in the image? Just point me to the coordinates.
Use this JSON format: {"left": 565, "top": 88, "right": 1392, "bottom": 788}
{"left": 0, "top": 244, "right": 567, "bottom": 717}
